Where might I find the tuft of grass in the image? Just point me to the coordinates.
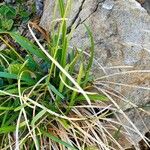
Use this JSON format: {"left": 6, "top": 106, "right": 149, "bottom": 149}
{"left": 0, "top": 0, "right": 108, "bottom": 149}
{"left": 0, "top": 0, "right": 149, "bottom": 150}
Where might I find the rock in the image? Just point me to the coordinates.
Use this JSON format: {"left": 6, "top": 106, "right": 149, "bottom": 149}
{"left": 118, "top": 108, "right": 150, "bottom": 144}
{"left": 40, "top": 0, "right": 55, "bottom": 31}
{"left": 40, "top": 0, "right": 150, "bottom": 147}
{"left": 136, "top": 0, "right": 150, "bottom": 14}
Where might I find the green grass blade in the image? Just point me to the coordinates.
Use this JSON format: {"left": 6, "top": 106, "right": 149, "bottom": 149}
{"left": 0, "top": 71, "right": 35, "bottom": 84}
{"left": 0, "top": 121, "right": 26, "bottom": 134}
{"left": 1, "top": 101, "right": 12, "bottom": 127}
{"left": 83, "top": 25, "right": 94, "bottom": 87}
{"left": 56, "top": 65, "right": 69, "bottom": 104}
{"left": 9, "top": 32, "right": 49, "bottom": 62}
{"left": 47, "top": 82, "right": 65, "bottom": 100}
{"left": 0, "top": 71, "right": 18, "bottom": 80}
{"left": 60, "top": 23, "right": 68, "bottom": 67}
{"left": 41, "top": 129, "right": 77, "bottom": 150}
{"left": 0, "top": 107, "right": 15, "bottom": 110}
{"left": 2, "top": 112, "right": 19, "bottom": 127}
{"left": 84, "top": 24, "right": 94, "bottom": 71}
{"left": 0, "top": 36, "right": 24, "bottom": 62}
{"left": 0, "top": 87, "right": 26, "bottom": 96}
{"left": 31, "top": 110, "right": 46, "bottom": 126}
{"left": 58, "top": 0, "right": 65, "bottom": 17}
{"left": 14, "top": 104, "right": 28, "bottom": 111}
{"left": 68, "top": 63, "right": 84, "bottom": 112}
{"left": 75, "top": 94, "right": 108, "bottom": 102}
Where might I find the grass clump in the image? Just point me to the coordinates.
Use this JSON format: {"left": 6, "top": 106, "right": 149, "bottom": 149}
{"left": 0, "top": 0, "right": 148, "bottom": 150}
{"left": 0, "top": 0, "right": 108, "bottom": 149}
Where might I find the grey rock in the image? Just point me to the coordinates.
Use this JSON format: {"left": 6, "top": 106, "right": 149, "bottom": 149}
{"left": 136, "top": 0, "right": 150, "bottom": 14}
{"left": 117, "top": 108, "right": 150, "bottom": 145}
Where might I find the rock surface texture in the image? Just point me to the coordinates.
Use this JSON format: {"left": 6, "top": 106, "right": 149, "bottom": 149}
{"left": 40, "top": 0, "right": 150, "bottom": 147}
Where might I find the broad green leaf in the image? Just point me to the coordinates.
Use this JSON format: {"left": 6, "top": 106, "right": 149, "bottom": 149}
{"left": 9, "top": 32, "right": 49, "bottom": 62}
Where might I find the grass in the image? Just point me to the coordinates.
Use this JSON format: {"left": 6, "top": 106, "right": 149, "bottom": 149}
{"left": 0, "top": 0, "right": 150, "bottom": 150}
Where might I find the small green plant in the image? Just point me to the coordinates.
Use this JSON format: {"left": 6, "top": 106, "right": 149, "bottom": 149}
{"left": 0, "top": 5, "right": 16, "bottom": 30}
{"left": 0, "top": 3, "right": 31, "bottom": 31}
